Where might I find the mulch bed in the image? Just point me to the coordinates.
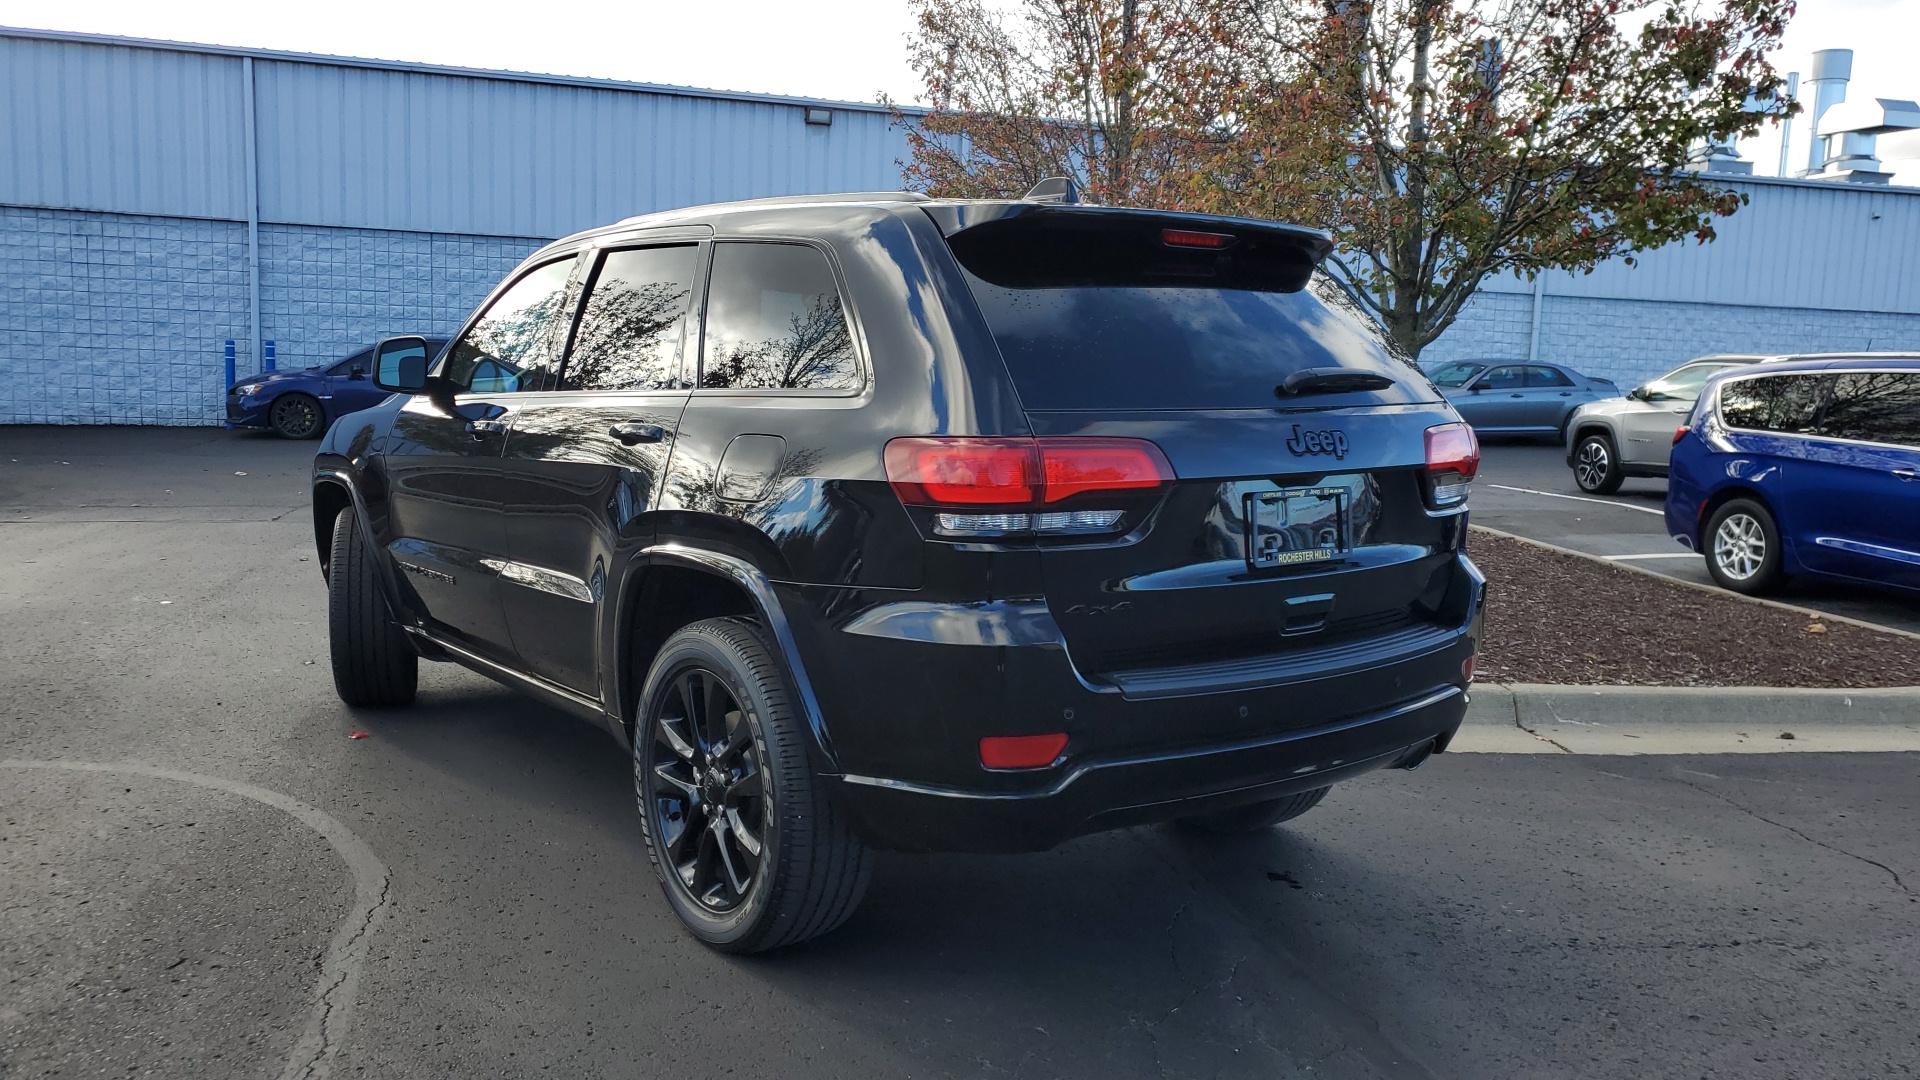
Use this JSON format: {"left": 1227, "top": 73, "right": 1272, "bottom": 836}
{"left": 1468, "top": 530, "right": 1920, "bottom": 688}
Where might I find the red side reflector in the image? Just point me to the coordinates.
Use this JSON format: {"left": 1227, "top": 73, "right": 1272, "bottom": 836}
{"left": 1462, "top": 655, "right": 1476, "bottom": 684}
{"left": 1161, "top": 228, "right": 1236, "bottom": 249}
{"left": 979, "top": 733, "right": 1069, "bottom": 770}
{"left": 1424, "top": 423, "right": 1480, "bottom": 479}
{"left": 886, "top": 437, "right": 1172, "bottom": 506}
{"left": 1673, "top": 426, "right": 1689, "bottom": 445}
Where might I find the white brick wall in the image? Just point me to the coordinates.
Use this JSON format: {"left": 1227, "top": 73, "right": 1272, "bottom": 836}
{"left": 0, "top": 206, "right": 545, "bottom": 425}
{"left": 1424, "top": 288, "right": 1920, "bottom": 389}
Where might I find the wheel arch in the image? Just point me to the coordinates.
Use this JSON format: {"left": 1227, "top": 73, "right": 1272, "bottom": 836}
{"left": 312, "top": 469, "right": 411, "bottom": 624}
{"left": 1695, "top": 484, "right": 1776, "bottom": 548}
{"left": 615, "top": 545, "right": 838, "bottom": 772}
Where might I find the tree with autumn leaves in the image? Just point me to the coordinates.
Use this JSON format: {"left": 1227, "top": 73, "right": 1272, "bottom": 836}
{"left": 896, "top": 0, "right": 1795, "bottom": 358}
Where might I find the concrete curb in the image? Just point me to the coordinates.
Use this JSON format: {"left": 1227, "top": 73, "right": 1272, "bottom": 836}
{"left": 1468, "top": 523, "right": 1920, "bottom": 642}
{"left": 1466, "top": 682, "right": 1920, "bottom": 728}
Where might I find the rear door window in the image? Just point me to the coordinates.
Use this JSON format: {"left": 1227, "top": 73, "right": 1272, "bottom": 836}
{"left": 1819, "top": 371, "right": 1920, "bottom": 448}
{"left": 1719, "top": 373, "right": 1829, "bottom": 435}
{"left": 1523, "top": 365, "right": 1573, "bottom": 388}
{"left": 563, "top": 245, "right": 700, "bottom": 392}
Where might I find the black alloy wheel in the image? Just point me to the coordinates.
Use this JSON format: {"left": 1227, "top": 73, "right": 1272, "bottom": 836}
{"left": 1572, "top": 432, "right": 1623, "bottom": 494}
{"left": 269, "top": 392, "right": 324, "bottom": 439}
{"left": 648, "top": 665, "right": 769, "bottom": 914}
{"left": 634, "top": 618, "right": 871, "bottom": 953}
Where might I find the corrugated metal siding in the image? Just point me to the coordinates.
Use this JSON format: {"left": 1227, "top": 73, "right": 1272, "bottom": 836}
{"left": 252, "top": 59, "right": 908, "bottom": 239}
{"left": 0, "top": 36, "right": 247, "bottom": 220}
{"left": 1542, "top": 178, "right": 1920, "bottom": 314}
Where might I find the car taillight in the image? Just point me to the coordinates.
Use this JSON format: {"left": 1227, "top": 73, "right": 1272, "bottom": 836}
{"left": 885, "top": 436, "right": 1173, "bottom": 537}
{"left": 1673, "top": 426, "right": 1689, "bottom": 445}
{"left": 1423, "top": 423, "right": 1480, "bottom": 508}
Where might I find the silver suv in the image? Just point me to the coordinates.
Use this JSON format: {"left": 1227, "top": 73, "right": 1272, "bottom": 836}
{"left": 1565, "top": 355, "right": 1766, "bottom": 493}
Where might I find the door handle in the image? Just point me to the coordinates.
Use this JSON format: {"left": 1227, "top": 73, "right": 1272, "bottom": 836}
{"left": 465, "top": 418, "right": 509, "bottom": 438}
{"left": 1895, "top": 469, "right": 1918, "bottom": 482}
{"left": 1509, "top": 393, "right": 1524, "bottom": 399}
{"left": 609, "top": 422, "right": 669, "bottom": 446}
{"left": 1558, "top": 391, "right": 1572, "bottom": 397}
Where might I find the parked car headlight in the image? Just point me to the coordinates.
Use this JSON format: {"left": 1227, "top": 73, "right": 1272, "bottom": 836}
{"left": 234, "top": 383, "right": 266, "bottom": 397}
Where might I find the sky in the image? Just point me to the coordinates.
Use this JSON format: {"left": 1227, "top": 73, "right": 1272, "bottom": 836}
{"left": 1, "top": 0, "right": 1915, "bottom": 176}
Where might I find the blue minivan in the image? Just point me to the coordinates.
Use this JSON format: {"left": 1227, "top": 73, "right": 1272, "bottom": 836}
{"left": 1667, "top": 355, "right": 1920, "bottom": 595}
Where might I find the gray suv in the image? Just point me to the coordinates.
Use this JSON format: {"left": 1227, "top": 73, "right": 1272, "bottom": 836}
{"left": 1565, "top": 355, "right": 1765, "bottom": 493}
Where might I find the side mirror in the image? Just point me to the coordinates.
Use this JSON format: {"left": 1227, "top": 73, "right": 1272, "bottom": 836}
{"left": 373, "top": 336, "right": 430, "bottom": 393}
{"left": 1628, "top": 386, "right": 1649, "bottom": 401}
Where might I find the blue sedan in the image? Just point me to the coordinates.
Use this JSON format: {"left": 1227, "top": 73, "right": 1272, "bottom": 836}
{"left": 1667, "top": 355, "right": 1920, "bottom": 595}
{"left": 227, "top": 340, "right": 447, "bottom": 438}
{"left": 1427, "top": 360, "right": 1618, "bottom": 437}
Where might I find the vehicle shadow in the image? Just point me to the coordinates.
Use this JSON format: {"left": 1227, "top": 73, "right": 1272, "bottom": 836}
{"left": 359, "top": 677, "right": 1462, "bottom": 1078}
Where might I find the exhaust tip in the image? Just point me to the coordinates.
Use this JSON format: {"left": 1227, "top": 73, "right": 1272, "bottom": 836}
{"left": 1395, "top": 739, "right": 1437, "bottom": 771}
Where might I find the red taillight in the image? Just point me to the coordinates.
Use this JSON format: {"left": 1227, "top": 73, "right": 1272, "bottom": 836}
{"left": 1673, "top": 426, "right": 1689, "bottom": 445}
{"left": 1462, "top": 654, "right": 1476, "bottom": 684}
{"left": 1161, "top": 228, "right": 1236, "bottom": 249}
{"left": 1423, "top": 423, "right": 1480, "bottom": 507}
{"left": 979, "top": 733, "right": 1068, "bottom": 769}
{"left": 883, "top": 437, "right": 1038, "bottom": 505}
{"left": 1039, "top": 438, "right": 1174, "bottom": 501}
{"left": 886, "top": 438, "right": 1171, "bottom": 506}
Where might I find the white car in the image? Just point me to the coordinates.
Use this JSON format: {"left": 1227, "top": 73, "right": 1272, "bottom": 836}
{"left": 1563, "top": 355, "right": 1767, "bottom": 493}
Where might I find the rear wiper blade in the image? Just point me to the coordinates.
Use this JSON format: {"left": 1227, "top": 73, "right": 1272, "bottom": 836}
{"left": 1277, "top": 368, "right": 1396, "bottom": 397}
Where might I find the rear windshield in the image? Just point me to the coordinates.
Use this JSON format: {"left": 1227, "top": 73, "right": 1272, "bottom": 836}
{"left": 959, "top": 273, "right": 1430, "bottom": 411}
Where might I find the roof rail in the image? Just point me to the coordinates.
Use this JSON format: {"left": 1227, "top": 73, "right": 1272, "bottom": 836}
{"left": 617, "top": 190, "right": 930, "bottom": 225}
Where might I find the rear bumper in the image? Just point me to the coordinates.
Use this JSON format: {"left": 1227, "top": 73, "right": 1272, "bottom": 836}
{"left": 834, "top": 683, "right": 1465, "bottom": 852}
{"left": 795, "top": 552, "right": 1485, "bottom": 853}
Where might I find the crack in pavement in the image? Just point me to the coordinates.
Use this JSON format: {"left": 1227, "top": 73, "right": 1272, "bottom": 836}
{"left": 1673, "top": 775, "right": 1916, "bottom": 902}
{"left": 0, "top": 759, "right": 393, "bottom": 1080}
{"left": 1511, "top": 691, "right": 1574, "bottom": 753}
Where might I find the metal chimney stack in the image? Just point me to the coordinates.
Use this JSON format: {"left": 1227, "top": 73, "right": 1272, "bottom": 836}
{"left": 1801, "top": 49, "right": 1853, "bottom": 176}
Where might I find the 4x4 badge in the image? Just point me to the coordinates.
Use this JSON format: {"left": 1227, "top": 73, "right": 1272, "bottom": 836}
{"left": 1285, "top": 425, "right": 1349, "bottom": 459}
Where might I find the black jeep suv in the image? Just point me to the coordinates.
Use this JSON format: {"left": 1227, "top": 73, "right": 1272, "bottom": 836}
{"left": 313, "top": 190, "right": 1485, "bottom": 953}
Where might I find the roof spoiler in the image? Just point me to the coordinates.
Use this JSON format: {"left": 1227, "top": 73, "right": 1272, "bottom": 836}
{"left": 923, "top": 203, "right": 1335, "bottom": 293}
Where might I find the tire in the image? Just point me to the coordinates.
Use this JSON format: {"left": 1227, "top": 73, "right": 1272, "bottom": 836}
{"left": 634, "top": 617, "right": 871, "bottom": 953}
{"left": 1571, "top": 431, "right": 1624, "bottom": 494}
{"left": 327, "top": 507, "right": 418, "bottom": 706}
{"left": 1174, "top": 786, "right": 1331, "bottom": 835}
{"left": 269, "top": 392, "right": 325, "bottom": 439}
{"left": 1705, "top": 498, "right": 1785, "bottom": 595}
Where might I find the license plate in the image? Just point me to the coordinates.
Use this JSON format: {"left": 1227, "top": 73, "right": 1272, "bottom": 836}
{"left": 1246, "top": 487, "right": 1349, "bottom": 569}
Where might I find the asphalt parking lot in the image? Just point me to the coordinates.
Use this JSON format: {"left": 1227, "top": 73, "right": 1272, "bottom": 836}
{"left": 4, "top": 426, "right": 1919, "bottom": 1080}
{"left": 1473, "top": 440, "right": 1920, "bottom": 634}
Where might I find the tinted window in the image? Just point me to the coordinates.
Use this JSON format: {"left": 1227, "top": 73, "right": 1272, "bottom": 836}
{"left": 962, "top": 274, "right": 1423, "bottom": 411}
{"left": 328, "top": 349, "right": 373, "bottom": 377}
{"left": 564, "top": 245, "right": 699, "bottom": 392}
{"left": 1819, "top": 371, "right": 1920, "bottom": 448}
{"left": 700, "top": 243, "right": 859, "bottom": 391}
{"left": 1647, "top": 362, "right": 1736, "bottom": 400}
{"left": 443, "top": 257, "right": 577, "bottom": 393}
{"left": 1427, "top": 362, "right": 1485, "bottom": 387}
{"left": 1719, "top": 374, "right": 1829, "bottom": 435}
{"left": 1479, "top": 366, "right": 1525, "bottom": 391}
{"left": 1524, "top": 365, "right": 1573, "bottom": 388}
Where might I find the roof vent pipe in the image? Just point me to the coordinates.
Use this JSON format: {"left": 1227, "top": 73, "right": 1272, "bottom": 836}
{"left": 1801, "top": 49, "right": 1853, "bottom": 176}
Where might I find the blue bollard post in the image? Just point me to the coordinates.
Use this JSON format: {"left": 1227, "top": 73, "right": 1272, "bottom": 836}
{"left": 263, "top": 340, "right": 276, "bottom": 372}
{"left": 224, "top": 340, "right": 237, "bottom": 428}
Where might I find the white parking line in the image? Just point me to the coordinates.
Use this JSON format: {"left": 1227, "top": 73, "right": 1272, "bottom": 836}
{"left": 1601, "top": 552, "right": 1699, "bottom": 561}
{"left": 1486, "top": 484, "right": 1666, "bottom": 516}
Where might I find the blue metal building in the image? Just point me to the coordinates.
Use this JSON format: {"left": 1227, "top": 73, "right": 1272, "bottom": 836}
{"left": 3, "top": 26, "right": 1918, "bottom": 426}
{"left": 1, "top": 27, "right": 911, "bottom": 425}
